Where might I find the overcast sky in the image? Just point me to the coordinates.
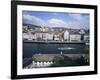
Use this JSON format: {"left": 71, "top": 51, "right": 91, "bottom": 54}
{"left": 22, "top": 11, "right": 90, "bottom": 29}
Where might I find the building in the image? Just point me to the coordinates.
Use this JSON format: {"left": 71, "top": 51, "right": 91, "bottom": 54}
{"left": 41, "top": 26, "right": 49, "bottom": 32}
{"left": 32, "top": 54, "right": 54, "bottom": 68}
{"left": 69, "top": 29, "right": 81, "bottom": 41}
{"left": 84, "top": 33, "right": 89, "bottom": 42}
{"left": 63, "top": 29, "right": 82, "bottom": 41}
{"left": 64, "top": 30, "right": 70, "bottom": 41}
{"left": 23, "top": 33, "right": 29, "bottom": 40}
{"left": 54, "top": 34, "right": 60, "bottom": 41}
{"left": 22, "top": 23, "right": 90, "bottom": 42}
{"left": 42, "top": 32, "right": 48, "bottom": 40}
{"left": 46, "top": 33, "right": 54, "bottom": 40}
{"left": 35, "top": 32, "right": 43, "bottom": 40}
{"left": 70, "top": 34, "right": 81, "bottom": 41}
{"left": 23, "top": 32, "right": 37, "bottom": 40}
{"left": 34, "top": 31, "right": 54, "bottom": 41}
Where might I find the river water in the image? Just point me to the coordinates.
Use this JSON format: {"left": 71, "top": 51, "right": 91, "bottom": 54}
{"left": 23, "top": 43, "right": 86, "bottom": 58}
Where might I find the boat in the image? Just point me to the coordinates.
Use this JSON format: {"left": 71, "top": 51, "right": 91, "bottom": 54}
{"left": 58, "top": 47, "right": 75, "bottom": 50}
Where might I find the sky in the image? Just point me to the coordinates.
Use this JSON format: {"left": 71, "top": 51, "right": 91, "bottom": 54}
{"left": 22, "top": 11, "right": 90, "bottom": 29}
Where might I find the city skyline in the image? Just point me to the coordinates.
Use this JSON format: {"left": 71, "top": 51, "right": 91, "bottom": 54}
{"left": 23, "top": 11, "right": 90, "bottom": 29}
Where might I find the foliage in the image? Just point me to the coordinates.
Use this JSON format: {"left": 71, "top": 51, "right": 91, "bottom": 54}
{"left": 74, "top": 56, "right": 89, "bottom": 65}
{"left": 85, "top": 47, "right": 89, "bottom": 54}
{"left": 50, "top": 55, "right": 89, "bottom": 67}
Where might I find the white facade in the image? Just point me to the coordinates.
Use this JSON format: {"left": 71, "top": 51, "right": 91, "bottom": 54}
{"left": 23, "top": 33, "right": 29, "bottom": 40}
{"left": 23, "top": 32, "right": 37, "bottom": 40}
{"left": 70, "top": 34, "right": 81, "bottom": 41}
{"left": 35, "top": 32, "right": 43, "bottom": 40}
{"left": 54, "top": 34, "right": 60, "bottom": 41}
{"left": 79, "top": 29, "right": 85, "bottom": 34}
{"left": 84, "top": 34, "right": 89, "bottom": 41}
{"left": 23, "top": 31, "right": 54, "bottom": 41}
{"left": 42, "top": 33, "right": 48, "bottom": 40}
{"left": 64, "top": 30, "right": 69, "bottom": 41}
{"left": 28, "top": 34, "right": 35, "bottom": 40}
{"left": 35, "top": 32, "right": 54, "bottom": 40}
{"left": 47, "top": 33, "right": 53, "bottom": 40}
{"left": 32, "top": 61, "right": 53, "bottom": 68}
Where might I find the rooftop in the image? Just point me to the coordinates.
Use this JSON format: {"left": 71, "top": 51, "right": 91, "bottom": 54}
{"left": 32, "top": 54, "right": 64, "bottom": 62}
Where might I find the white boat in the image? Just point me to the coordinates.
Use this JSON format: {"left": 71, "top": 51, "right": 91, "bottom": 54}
{"left": 58, "top": 47, "right": 75, "bottom": 50}
{"left": 86, "top": 43, "right": 89, "bottom": 45}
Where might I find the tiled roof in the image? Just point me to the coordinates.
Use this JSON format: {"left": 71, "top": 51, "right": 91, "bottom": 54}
{"left": 32, "top": 54, "right": 54, "bottom": 62}
{"left": 32, "top": 54, "right": 63, "bottom": 62}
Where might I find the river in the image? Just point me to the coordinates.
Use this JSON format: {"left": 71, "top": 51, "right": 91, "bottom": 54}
{"left": 23, "top": 42, "right": 86, "bottom": 58}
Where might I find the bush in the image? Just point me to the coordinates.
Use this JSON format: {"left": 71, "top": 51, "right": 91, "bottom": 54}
{"left": 51, "top": 56, "right": 65, "bottom": 67}
{"left": 85, "top": 48, "right": 89, "bottom": 54}
{"left": 74, "top": 56, "right": 89, "bottom": 65}
{"left": 50, "top": 55, "right": 89, "bottom": 67}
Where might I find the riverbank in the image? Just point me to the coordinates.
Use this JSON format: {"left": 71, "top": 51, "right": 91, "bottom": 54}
{"left": 23, "top": 40, "right": 86, "bottom": 44}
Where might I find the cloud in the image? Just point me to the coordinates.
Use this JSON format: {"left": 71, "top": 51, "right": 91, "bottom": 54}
{"left": 52, "top": 13, "right": 59, "bottom": 15}
{"left": 47, "top": 14, "right": 89, "bottom": 29}
{"left": 47, "top": 18, "right": 68, "bottom": 28}
{"left": 23, "top": 12, "right": 89, "bottom": 29}
{"left": 23, "top": 14, "right": 47, "bottom": 26}
{"left": 68, "top": 14, "right": 83, "bottom": 21}
{"left": 23, "top": 14, "right": 69, "bottom": 28}
{"left": 67, "top": 14, "right": 90, "bottom": 29}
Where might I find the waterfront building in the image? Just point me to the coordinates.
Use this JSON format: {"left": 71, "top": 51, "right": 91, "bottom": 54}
{"left": 64, "top": 30, "right": 70, "bottom": 41}
{"left": 42, "top": 32, "right": 48, "bottom": 40}
{"left": 22, "top": 23, "right": 89, "bottom": 42}
{"left": 79, "top": 29, "right": 85, "bottom": 41}
{"left": 79, "top": 29, "right": 85, "bottom": 34}
{"left": 23, "top": 33, "right": 29, "bottom": 40}
{"left": 35, "top": 32, "right": 43, "bottom": 40}
{"left": 42, "top": 32, "right": 53, "bottom": 40}
{"left": 70, "top": 33, "right": 81, "bottom": 41}
{"left": 84, "top": 34, "right": 89, "bottom": 42}
{"left": 34, "top": 31, "right": 54, "bottom": 41}
{"left": 54, "top": 34, "right": 60, "bottom": 41}
{"left": 69, "top": 30, "right": 81, "bottom": 41}
{"left": 46, "top": 33, "right": 54, "bottom": 40}
{"left": 63, "top": 29, "right": 82, "bottom": 41}
{"left": 83, "top": 29, "right": 89, "bottom": 42}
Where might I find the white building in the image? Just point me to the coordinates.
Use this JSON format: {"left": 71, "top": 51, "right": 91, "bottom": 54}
{"left": 23, "top": 33, "right": 29, "bottom": 40}
{"left": 70, "top": 34, "right": 81, "bottom": 41}
{"left": 42, "top": 32, "right": 53, "bottom": 40}
{"left": 79, "top": 29, "right": 85, "bottom": 34}
{"left": 63, "top": 30, "right": 81, "bottom": 41}
{"left": 23, "top": 32, "right": 37, "bottom": 40}
{"left": 46, "top": 33, "right": 53, "bottom": 40}
{"left": 34, "top": 31, "right": 54, "bottom": 41}
{"left": 35, "top": 32, "right": 43, "bottom": 40}
{"left": 64, "top": 30, "right": 69, "bottom": 41}
{"left": 42, "top": 32, "right": 48, "bottom": 40}
{"left": 54, "top": 34, "right": 60, "bottom": 41}
{"left": 84, "top": 34, "right": 89, "bottom": 42}
{"left": 32, "top": 54, "right": 54, "bottom": 68}
{"left": 32, "top": 61, "right": 53, "bottom": 68}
